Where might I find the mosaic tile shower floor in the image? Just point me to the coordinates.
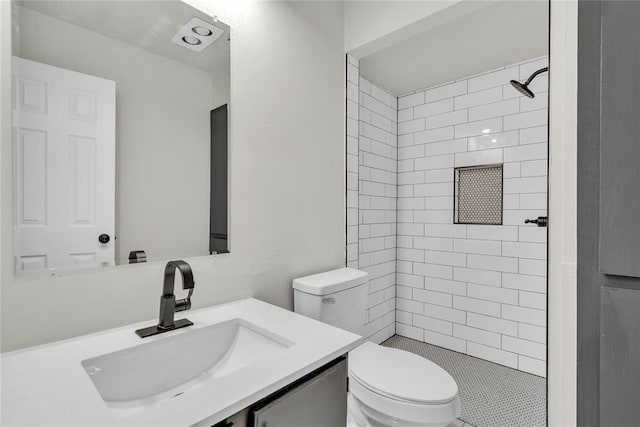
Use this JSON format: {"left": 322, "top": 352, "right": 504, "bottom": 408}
{"left": 382, "top": 335, "right": 546, "bottom": 427}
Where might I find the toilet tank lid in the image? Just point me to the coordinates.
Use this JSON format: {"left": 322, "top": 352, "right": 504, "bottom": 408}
{"left": 293, "top": 268, "right": 368, "bottom": 295}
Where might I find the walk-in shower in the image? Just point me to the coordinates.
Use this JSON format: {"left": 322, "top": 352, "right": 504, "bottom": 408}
{"left": 510, "top": 66, "right": 548, "bottom": 98}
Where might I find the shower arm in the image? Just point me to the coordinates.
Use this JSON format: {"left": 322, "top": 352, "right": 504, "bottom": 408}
{"left": 524, "top": 67, "right": 549, "bottom": 86}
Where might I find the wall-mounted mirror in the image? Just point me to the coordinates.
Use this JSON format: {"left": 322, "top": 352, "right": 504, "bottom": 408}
{"left": 11, "top": 0, "right": 230, "bottom": 276}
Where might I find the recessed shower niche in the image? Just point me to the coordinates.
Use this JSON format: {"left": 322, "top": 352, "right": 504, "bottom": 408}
{"left": 454, "top": 164, "right": 504, "bottom": 225}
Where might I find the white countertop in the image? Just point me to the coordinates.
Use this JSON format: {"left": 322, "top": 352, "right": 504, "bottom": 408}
{"left": 1, "top": 298, "right": 362, "bottom": 426}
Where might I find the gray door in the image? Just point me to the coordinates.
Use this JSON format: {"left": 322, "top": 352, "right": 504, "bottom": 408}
{"left": 209, "top": 104, "right": 228, "bottom": 254}
{"left": 578, "top": 1, "right": 640, "bottom": 425}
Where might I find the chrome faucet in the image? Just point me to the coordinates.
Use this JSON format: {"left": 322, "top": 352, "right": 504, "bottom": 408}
{"left": 135, "top": 260, "right": 195, "bottom": 338}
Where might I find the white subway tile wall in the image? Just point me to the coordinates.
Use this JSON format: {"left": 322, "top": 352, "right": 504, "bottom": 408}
{"left": 358, "top": 74, "right": 397, "bottom": 344}
{"left": 395, "top": 57, "right": 548, "bottom": 377}
{"left": 346, "top": 55, "right": 359, "bottom": 269}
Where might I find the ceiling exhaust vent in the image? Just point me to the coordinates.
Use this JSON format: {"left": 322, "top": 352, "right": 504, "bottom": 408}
{"left": 171, "top": 17, "right": 223, "bottom": 52}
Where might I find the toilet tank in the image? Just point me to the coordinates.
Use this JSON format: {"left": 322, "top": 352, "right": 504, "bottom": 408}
{"left": 293, "top": 268, "right": 368, "bottom": 336}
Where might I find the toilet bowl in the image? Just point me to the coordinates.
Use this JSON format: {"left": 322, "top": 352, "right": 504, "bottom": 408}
{"left": 293, "top": 268, "right": 461, "bottom": 427}
{"left": 347, "top": 342, "right": 460, "bottom": 427}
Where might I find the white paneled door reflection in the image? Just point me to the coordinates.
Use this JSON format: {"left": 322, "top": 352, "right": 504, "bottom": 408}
{"left": 12, "top": 57, "right": 115, "bottom": 275}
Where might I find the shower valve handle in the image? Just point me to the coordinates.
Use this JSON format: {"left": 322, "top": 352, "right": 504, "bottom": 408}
{"left": 524, "top": 216, "right": 548, "bottom": 227}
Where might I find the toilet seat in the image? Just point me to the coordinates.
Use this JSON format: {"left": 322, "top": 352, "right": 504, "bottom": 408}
{"left": 349, "top": 342, "right": 458, "bottom": 404}
{"left": 348, "top": 342, "right": 460, "bottom": 425}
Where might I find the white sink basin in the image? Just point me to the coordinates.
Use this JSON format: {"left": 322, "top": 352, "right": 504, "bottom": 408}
{"left": 81, "top": 318, "right": 293, "bottom": 406}
{"left": 2, "top": 298, "right": 362, "bottom": 426}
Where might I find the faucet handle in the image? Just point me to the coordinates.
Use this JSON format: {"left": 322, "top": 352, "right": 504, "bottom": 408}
{"left": 175, "top": 288, "right": 193, "bottom": 312}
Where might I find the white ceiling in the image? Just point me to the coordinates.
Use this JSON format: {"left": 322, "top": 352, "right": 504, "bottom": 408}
{"left": 359, "top": 0, "right": 548, "bottom": 96}
{"left": 16, "top": 0, "right": 230, "bottom": 74}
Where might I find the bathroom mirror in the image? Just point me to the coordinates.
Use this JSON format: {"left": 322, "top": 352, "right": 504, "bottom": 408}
{"left": 11, "top": 0, "right": 230, "bottom": 276}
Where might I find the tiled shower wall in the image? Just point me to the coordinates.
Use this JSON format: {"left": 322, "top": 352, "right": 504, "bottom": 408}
{"left": 358, "top": 75, "right": 398, "bottom": 344}
{"left": 346, "top": 55, "right": 397, "bottom": 344}
{"left": 394, "top": 57, "right": 548, "bottom": 377}
{"left": 345, "top": 56, "right": 548, "bottom": 375}
{"left": 346, "top": 55, "right": 360, "bottom": 269}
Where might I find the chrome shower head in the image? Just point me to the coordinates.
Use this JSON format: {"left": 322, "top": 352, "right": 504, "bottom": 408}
{"left": 509, "top": 66, "right": 548, "bottom": 99}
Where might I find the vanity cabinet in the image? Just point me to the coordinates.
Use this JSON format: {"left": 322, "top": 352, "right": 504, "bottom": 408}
{"left": 220, "top": 357, "right": 348, "bottom": 427}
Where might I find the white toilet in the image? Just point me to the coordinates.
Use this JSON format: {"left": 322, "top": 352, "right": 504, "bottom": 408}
{"left": 293, "top": 268, "right": 461, "bottom": 427}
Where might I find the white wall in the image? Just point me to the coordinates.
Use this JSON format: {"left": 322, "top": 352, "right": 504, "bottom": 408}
{"left": 346, "top": 57, "right": 396, "bottom": 344}
{"left": 547, "top": 0, "right": 577, "bottom": 424}
{"left": 358, "top": 1, "right": 548, "bottom": 96}
{"left": 357, "top": 75, "right": 398, "bottom": 344}
{"left": 344, "top": 1, "right": 463, "bottom": 55}
{"left": 346, "top": 55, "right": 359, "bottom": 267}
{"left": 0, "top": 1, "right": 346, "bottom": 352}
{"left": 395, "top": 57, "right": 549, "bottom": 377}
{"left": 14, "top": 6, "right": 223, "bottom": 264}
